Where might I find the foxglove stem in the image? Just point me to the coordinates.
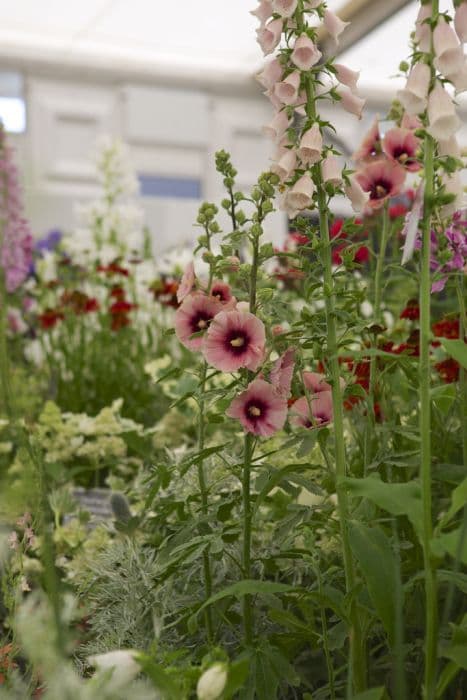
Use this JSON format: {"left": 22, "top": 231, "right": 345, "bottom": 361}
{"left": 456, "top": 275, "right": 467, "bottom": 466}
{"left": 420, "top": 4, "right": 438, "bottom": 697}
{"left": 302, "top": 74, "right": 366, "bottom": 691}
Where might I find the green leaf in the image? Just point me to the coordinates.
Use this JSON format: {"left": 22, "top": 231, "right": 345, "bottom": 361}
{"left": 431, "top": 528, "right": 467, "bottom": 565}
{"left": 438, "top": 569, "right": 467, "bottom": 594}
{"left": 194, "top": 580, "right": 298, "bottom": 620}
{"left": 253, "top": 465, "right": 320, "bottom": 513}
{"left": 442, "top": 615, "right": 467, "bottom": 670}
{"left": 353, "top": 688, "right": 389, "bottom": 700}
{"left": 440, "top": 476, "right": 467, "bottom": 527}
{"left": 431, "top": 382, "right": 457, "bottom": 414}
{"left": 342, "top": 475, "right": 423, "bottom": 540}
{"left": 348, "top": 522, "right": 397, "bottom": 645}
{"left": 135, "top": 654, "right": 182, "bottom": 699}
{"left": 440, "top": 338, "right": 467, "bottom": 370}
{"left": 223, "top": 657, "right": 250, "bottom": 699}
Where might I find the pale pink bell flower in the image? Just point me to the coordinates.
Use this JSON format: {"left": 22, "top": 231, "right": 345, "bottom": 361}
{"left": 397, "top": 63, "right": 431, "bottom": 115}
{"left": 250, "top": 0, "right": 273, "bottom": 25}
{"left": 272, "top": 0, "right": 298, "bottom": 18}
{"left": 322, "top": 154, "right": 343, "bottom": 186}
{"left": 298, "top": 123, "right": 322, "bottom": 165}
{"left": 287, "top": 173, "right": 315, "bottom": 210}
{"left": 334, "top": 63, "right": 360, "bottom": 93}
{"left": 174, "top": 293, "right": 222, "bottom": 351}
{"left": 400, "top": 112, "right": 423, "bottom": 131}
{"left": 177, "top": 261, "right": 195, "bottom": 303}
{"left": 345, "top": 175, "right": 370, "bottom": 213}
{"left": 227, "top": 379, "right": 288, "bottom": 437}
{"left": 323, "top": 10, "right": 349, "bottom": 42}
{"left": 415, "top": 4, "right": 432, "bottom": 52}
{"left": 264, "top": 87, "right": 284, "bottom": 111}
{"left": 440, "top": 172, "right": 465, "bottom": 218}
{"left": 257, "top": 18, "right": 283, "bottom": 55}
{"left": 455, "top": 2, "right": 467, "bottom": 43}
{"left": 336, "top": 85, "right": 365, "bottom": 119}
{"left": 449, "top": 61, "right": 467, "bottom": 93}
{"left": 256, "top": 57, "right": 283, "bottom": 89}
{"left": 274, "top": 70, "right": 301, "bottom": 105}
{"left": 262, "top": 110, "right": 290, "bottom": 141}
{"left": 427, "top": 82, "right": 461, "bottom": 140}
{"left": 291, "top": 34, "right": 322, "bottom": 70}
{"left": 203, "top": 310, "right": 266, "bottom": 372}
{"left": 434, "top": 19, "right": 464, "bottom": 78}
{"left": 438, "top": 135, "right": 461, "bottom": 158}
{"left": 271, "top": 149, "right": 297, "bottom": 181}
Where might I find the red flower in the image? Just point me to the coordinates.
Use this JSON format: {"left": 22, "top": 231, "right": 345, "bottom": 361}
{"left": 109, "top": 300, "right": 136, "bottom": 315}
{"left": 389, "top": 203, "right": 408, "bottom": 219}
{"left": 400, "top": 299, "right": 420, "bottom": 320}
{"left": 97, "top": 262, "right": 129, "bottom": 277}
{"left": 432, "top": 317, "right": 460, "bottom": 340}
{"left": 110, "top": 285, "right": 126, "bottom": 299}
{"left": 435, "top": 358, "right": 460, "bottom": 383}
{"left": 84, "top": 298, "right": 99, "bottom": 313}
{"left": 354, "top": 245, "right": 369, "bottom": 264}
{"left": 39, "top": 308, "right": 64, "bottom": 329}
{"left": 394, "top": 330, "right": 420, "bottom": 357}
{"left": 151, "top": 279, "right": 179, "bottom": 308}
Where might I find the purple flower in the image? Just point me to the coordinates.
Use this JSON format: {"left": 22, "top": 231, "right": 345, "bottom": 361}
{"left": 0, "top": 124, "right": 33, "bottom": 292}
{"left": 35, "top": 229, "right": 62, "bottom": 255}
{"left": 412, "top": 210, "right": 467, "bottom": 292}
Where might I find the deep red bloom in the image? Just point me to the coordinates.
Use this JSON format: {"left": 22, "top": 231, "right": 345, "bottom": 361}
{"left": 354, "top": 245, "right": 369, "bottom": 264}
{"left": 435, "top": 358, "right": 460, "bottom": 383}
{"left": 389, "top": 203, "right": 408, "bottom": 219}
{"left": 151, "top": 279, "right": 179, "bottom": 308}
{"left": 400, "top": 299, "right": 420, "bottom": 321}
{"left": 39, "top": 308, "right": 64, "bottom": 329}
{"left": 330, "top": 219, "right": 345, "bottom": 239}
{"left": 97, "top": 262, "right": 129, "bottom": 277}
{"left": 110, "top": 286, "right": 126, "bottom": 299}
{"left": 109, "top": 300, "right": 136, "bottom": 315}
{"left": 394, "top": 330, "right": 420, "bottom": 357}
{"left": 432, "top": 317, "right": 460, "bottom": 340}
{"left": 289, "top": 230, "right": 309, "bottom": 246}
{"left": 84, "top": 298, "right": 99, "bottom": 313}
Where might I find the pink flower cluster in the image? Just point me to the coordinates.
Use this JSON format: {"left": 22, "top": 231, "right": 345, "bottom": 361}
{"left": 0, "top": 124, "right": 33, "bottom": 292}
{"left": 175, "top": 264, "right": 335, "bottom": 437}
{"left": 252, "top": 1, "right": 368, "bottom": 218}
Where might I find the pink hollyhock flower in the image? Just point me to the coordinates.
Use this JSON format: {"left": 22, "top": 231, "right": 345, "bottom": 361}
{"left": 427, "top": 82, "right": 461, "bottom": 140}
{"left": 257, "top": 18, "right": 283, "bottom": 55}
{"left": 397, "top": 63, "right": 431, "bottom": 115}
{"left": 323, "top": 10, "right": 349, "bottom": 42}
{"left": 251, "top": 0, "right": 273, "bottom": 25}
{"left": 210, "top": 279, "right": 233, "bottom": 304}
{"left": 336, "top": 86, "right": 365, "bottom": 119}
{"left": 434, "top": 19, "right": 464, "bottom": 77}
{"left": 290, "top": 392, "right": 333, "bottom": 428}
{"left": 334, "top": 63, "right": 360, "bottom": 93}
{"left": 226, "top": 379, "right": 288, "bottom": 437}
{"left": 271, "top": 149, "right": 297, "bottom": 181}
{"left": 291, "top": 34, "right": 322, "bottom": 70}
{"left": 262, "top": 110, "right": 290, "bottom": 141}
{"left": 415, "top": 4, "right": 432, "bottom": 52}
{"left": 272, "top": 0, "right": 297, "bottom": 18}
{"left": 455, "top": 2, "right": 467, "bottom": 43}
{"left": 352, "top": 117, "right": 381, "bottom": 163}
{"left": 256, "top": 57, "right": 283, "bottom": 89}
{"left": 175, "top": 293, "right": 222, "bottom": 351}
{"left": 382, "top": 128, "right": 421, "bottom": 172}
{"left": 177, "top": 261, "right": 195, "bottom": 303}
{"left": 298, "top": 123, "right": 322, "bottom": 165}
{"left": 322, "top": 154, "right": 343, "bottom": 186}
{"left": 345, "top": 175, "right": 370, "bottom": 213}
{"left": 274, "top": 70, "right": 301, "bottom": 105}
{"left": 303, "top": 371, "right": 332, "bottom": 393}
{"left": 270, "top": 348, "right": 295, "bottom": 397}
{"left": 236, "top": 301, "right": 250, "bottom": 312}
{"left": 203, "top": 310, "right": 266, "bottom": 372}
{"left": 286, "top": 173, "right": 315, "bottom": 210}
{"left": 355, "top": 159, "right": 406, "bottom": 210}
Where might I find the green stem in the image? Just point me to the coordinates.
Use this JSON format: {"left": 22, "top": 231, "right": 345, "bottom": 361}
{"left": 317, "top": 561, "right": 336, "bottom": 699}
{"left": 455, "top": 276, "right": 467, "bottom": 466}
{"left": 302, "top": 72, "right": 366, "bottom": 690}
{"left": 420, "top": 129, "right": 437, "bottom": 700}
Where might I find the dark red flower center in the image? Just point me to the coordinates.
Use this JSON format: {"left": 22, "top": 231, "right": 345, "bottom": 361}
{"left": 191, "top": 311, "right": 213, "bottom": 333}
{"left": 245, "top": 398, "right": 266, "bottom": 420}
{"left": 371, "top": 179, "right": 392, "bottom": 200}
{"left": 226, "top": 330, "right": 250, "bottom": 355}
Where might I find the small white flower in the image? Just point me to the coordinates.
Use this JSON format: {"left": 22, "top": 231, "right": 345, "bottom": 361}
{"left": 88, "top": 649, "right": 140, "bottom": 690}
{"left": 196, "top": 663, "right": 228, "bottom": 700}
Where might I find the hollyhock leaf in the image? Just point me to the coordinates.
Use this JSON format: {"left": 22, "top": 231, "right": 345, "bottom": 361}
{"left": 348, "top": 521, "right": 397, "bottom": 645}
{"left": 222, "top": 657, "right": 250, "bottom": 700}
{"left": 431, "top": 383, "right": 457, "bottom": 415}
{"left": 439, "top": 338, "right": 467, "bottom": 370}
{"left": 352, "top": 690, "right": 389, "bottom": 700}
{"left": 431, "top": 529, "right": 467, "bottom": 566}
{"left": 194, "top": 579, "right": 298, "bottom": 621}
{"left": 440, "top": 474, "right": 467, "bottom": 527}
{"left": 342, "top": 475, "right": 423, "bottom": 541}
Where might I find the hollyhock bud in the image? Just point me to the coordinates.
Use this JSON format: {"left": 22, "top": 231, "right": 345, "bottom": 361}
{"left": 434, "top": 19, "right": 464, "bottom": 77}
{"left": 271, "top": 149, "right": 297, "bottom": 181}
{"left": 256, "top": 57, "right": 283, "bottom": 89}
{"left": 262, "top": 110, "right": 290, "bottom": 141}
{"left": 396, "top": 63, "right": 430, "bottom": 115}
{"left": 336, "top": 85, "right": 365, "bottom": 119}
{"left": 298, "top": 123, "right": 322, "bottom": 165}
{"left": 291, "top": 34, "right": 322, "bottom": 70}
{"left": 345, "top": 175, "right": 370, "bottom": 213}
{"left": 274, "top": 70, "right": 301, "bottom": 105}
{"left": 257, "top": 18, "right": 283, "bottom": 55}
{"left": 251, "top": 0, "right": 273, "bottom": 25}
{"left": 197, "top": 663, "right": 228, "bottom": 700}
{"left": 272, "top": 0, "right": 298, "bottom": 18}
{"left": 334, "top": 63, "right": 360, "bottom": 93}
{"left": 427, "top": 82, "right": 461, "bottom": 140}
{"left": 415, "top": 4, "right": 432, "bottom": 52}
{"left": 287, "top": 173, "right": 315, "bottom": 210}
{"left": 455, "top": 1, "right": 467, "bottom": 43}
{"left": 322, "top": 154, "right": 343, "bottom": 186}
{"left": 323, "top": 9, "right": 349, "bottom": 42}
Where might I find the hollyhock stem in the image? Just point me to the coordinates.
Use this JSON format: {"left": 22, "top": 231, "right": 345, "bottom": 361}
{"left": 302, "top": 71, "right": 366, "bottom": 690}
{"left": 364, "top": 201, "right": 390, "bottom": 471}
{"left": 242, "top": 231, "right": 260, "bottom": 646}
{"left": 420, "top": 4, "right": 438, "bottom": 697}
